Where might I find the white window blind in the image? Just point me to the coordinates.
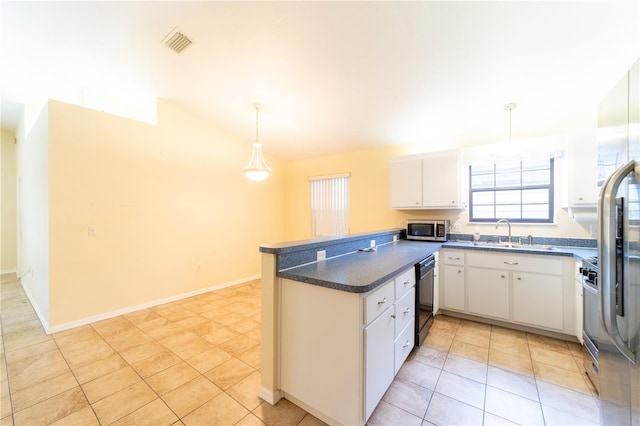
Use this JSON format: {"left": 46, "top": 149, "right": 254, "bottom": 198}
{"left": 310, "top": 173, "right": 350, "bottom": 236}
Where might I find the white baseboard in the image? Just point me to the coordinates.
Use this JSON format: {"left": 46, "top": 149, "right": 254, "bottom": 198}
{"left": 280, "top": 392, "right": 339, "bottom": 426}
{"left": 20, "top": 281, "right": 52, "bottom": 332}
{"left": 0, "top": 268, "right": 17, "bottom": 275}
{"left": 258, "top": 386, "right": 283, "bottom": 405}
{"left": 42, "top": 274, "right": 260, "bottom": 334}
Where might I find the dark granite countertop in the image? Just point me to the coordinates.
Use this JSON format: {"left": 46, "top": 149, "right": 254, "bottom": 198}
{"left": 279, "top": 240, "right": 441, "bottom": 293}
{"left": 277, "top": 239, "right": 598, "bottom": 295}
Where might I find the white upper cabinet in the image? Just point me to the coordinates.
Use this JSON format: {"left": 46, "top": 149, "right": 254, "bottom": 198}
{"left": 565, "top": 131, "right": 598, "bottom": 204}
{"left": 422, "top": 151, "right": 462, "bottom": 208}
{"left": 390, "top": 150, "right": 462, "bottom": 209}
{"left": 390, "top": 157, "right": 422, "bottom": 208}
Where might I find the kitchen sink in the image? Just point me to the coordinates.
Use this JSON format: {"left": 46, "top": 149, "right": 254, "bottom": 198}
{"left": 449, "top": 241, "right": 557, "bottom": 251}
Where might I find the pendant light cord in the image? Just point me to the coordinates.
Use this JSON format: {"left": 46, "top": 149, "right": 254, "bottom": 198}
{"left": 504, "top": 102, "right": 517, "bottom": 141}
{"left": 254, "top": 104, "right": 260, "bottom": 143}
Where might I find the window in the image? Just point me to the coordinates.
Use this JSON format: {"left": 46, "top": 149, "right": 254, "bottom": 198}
{"left": 469, "top": 158, "right": 554, "bottom": 223}
{"left": 310, "top": 173, "right": 350, "bottom": 236}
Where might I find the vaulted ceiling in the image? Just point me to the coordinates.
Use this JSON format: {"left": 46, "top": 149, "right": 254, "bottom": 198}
{"left": 1, "top": 1, "right": 639, "bottom": 160}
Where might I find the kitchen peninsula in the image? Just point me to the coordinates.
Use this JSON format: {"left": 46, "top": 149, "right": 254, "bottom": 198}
{"left": 259, "top": 229, "right": 439, "bottom": 425}
{"left": 259, "top": 229, "right": 596, "bottom": 425}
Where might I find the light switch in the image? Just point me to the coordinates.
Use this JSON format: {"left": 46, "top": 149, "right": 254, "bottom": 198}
{"left": 88, "top": 225, "right": 97, "bottom": 236}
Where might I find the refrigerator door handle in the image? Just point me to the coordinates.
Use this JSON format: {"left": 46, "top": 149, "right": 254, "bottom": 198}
{"left": 599, "top": 159, "right": 637, "bottom": 364}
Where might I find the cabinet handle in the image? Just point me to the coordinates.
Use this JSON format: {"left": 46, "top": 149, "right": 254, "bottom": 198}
{"left": 415, "top": 201, "right": 420, "bottom": 205}
{"left": 448, "top": 257, "right": 461, "bottom": 260}
{"left": 403, "top": 308, "right": 411, "bottom": 314}
{"left": 503, "top": 261, "right": 519, "bottom": 265}
{"left": 457, "top": 270, "right": 462, "bottom": 274}
{"left": 403, "top": 280, "right": 411, "bottom": 286}
{"left": 517, "top": 276, "right": 522, "bottom": 280}
{"left": 391, "top": 314, "right": 396, "bottom": 319}
{"left": 501, "top": 274, "right": 506, "bottom": 278}
{"left": 403, "top": 340, "right": 411, "bottom": 348}
{"left": 378, "top": 298, "right": 387, "bottom": 305}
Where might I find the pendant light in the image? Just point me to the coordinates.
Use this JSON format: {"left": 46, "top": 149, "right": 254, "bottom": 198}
{"left": 243, "top": 103, "right": 272, "bottom": 181}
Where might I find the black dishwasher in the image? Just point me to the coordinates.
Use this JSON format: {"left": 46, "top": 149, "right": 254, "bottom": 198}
{"left": 415, "top": 255, "right": 435, "bottom": 346}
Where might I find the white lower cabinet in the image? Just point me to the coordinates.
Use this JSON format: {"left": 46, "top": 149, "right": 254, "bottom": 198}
{"left": 394, "top": 317, "right": 415, "bottom": 374}
{"left": 280, "top": 265, "right": 417, "bottom": 426}
{"left": 513, "top": 272, "right": 563, "bottom": 330}
{"left": 467, "top": 267, "right": 510, "bottom": 320}
{"left": 441, "top": 251, "right": 466, "bottom": 311}
{"left": 440, "top": 249, "right": 575, "bottom": 335}
{"left": 364, "top": 306, "right": 395, "bottom": 420}
{"left": 364, "top": 281, "right": 416, "bottom": 420}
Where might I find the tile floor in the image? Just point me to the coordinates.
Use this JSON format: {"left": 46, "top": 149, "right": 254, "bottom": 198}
{"left": 0, "top": 273, "right": 600, "bottom": 425}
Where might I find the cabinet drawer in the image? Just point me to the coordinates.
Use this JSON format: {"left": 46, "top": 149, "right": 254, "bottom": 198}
{"left": 395, "top": 268, "right": 416, "bottom": 299}
{"left": 394, "top": 318, "right": 415, "bottom": 375}
{"left": 394, "top": 288, "right": 415, "bottom": 337}
{"left": 467, "top": 251, "right": 562, "bottom": 275}
{"left": 441, "top": 250, "right": 465, "bottom": 266}
{"left": 364, "top": 280, "right": 395, "bottom": 325}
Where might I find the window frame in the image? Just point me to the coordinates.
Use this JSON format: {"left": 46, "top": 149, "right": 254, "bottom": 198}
{"left": 468, "top": 158, "right": 555, "bottom": 224}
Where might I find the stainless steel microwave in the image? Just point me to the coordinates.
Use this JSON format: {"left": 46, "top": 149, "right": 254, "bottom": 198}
{"left": 406, "top": 220, "right": 449, "bottom": 242}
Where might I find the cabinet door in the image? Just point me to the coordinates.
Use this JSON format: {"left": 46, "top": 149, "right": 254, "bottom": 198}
{"left": 390, "top": 158, "right": 422, "bottom": 208}
{"left": 422, "top": 152, "right": 460, "bottom": 208}
{"left": 513, "top": 272, "right": 563, "bottom": 330}
{"left": 442, "top": 265, "right": 465, "bottom": 311}
{"left": 567, "top": 132, "right": 598, "bottom": 206}
{"left": 364, "top": 307, "right": 395, "bottom": 420}
{"left": 467, "top": 267, "right": 510, "bottom": 320}
{"left": 394, "top": 319, "right": 415, "bottom": 375}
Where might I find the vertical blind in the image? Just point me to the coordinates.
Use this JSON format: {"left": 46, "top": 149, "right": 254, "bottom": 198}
{"left": 310, "top": 173, "right": 350, "bottom": 236}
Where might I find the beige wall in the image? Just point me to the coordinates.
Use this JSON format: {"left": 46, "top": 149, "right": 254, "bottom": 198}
{"left": 1, "top": 128, "right": 18, "bottom": 273}
{"left": 13, "top": 94, "right": 595, "bottom": 330}
{"left": 283, "top": 134, "right": 595, "bottom": 242}
{"left": 22, "top": 99, "right": 284, "bottom": 330}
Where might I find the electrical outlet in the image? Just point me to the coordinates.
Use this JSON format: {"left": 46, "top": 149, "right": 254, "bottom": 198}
{"left": 452, "top": 223, "right": 462, "bottom": 232}
{"left": 196, "top": 264, "right": 201, "bottom": 272}
{"left": 317, "top": 250, "right": 326, "bottom": 261}
{"left": 393, "top": 235, "right": 398, "bottom": 242}
{"left": 370, "top": 240, "right": 376, "bottom": 248}
{"left": 88, "top": 225, "right": 97, "bottom": 236}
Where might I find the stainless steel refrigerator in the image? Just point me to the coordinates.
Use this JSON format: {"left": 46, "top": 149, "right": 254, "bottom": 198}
{"left": 597, "top": 57, "right": 640, "bottom": 425}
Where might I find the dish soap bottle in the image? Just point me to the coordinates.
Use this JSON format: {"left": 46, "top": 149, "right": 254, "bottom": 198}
{"left": 473, "top": 228, "right": 481, "bottom": 244}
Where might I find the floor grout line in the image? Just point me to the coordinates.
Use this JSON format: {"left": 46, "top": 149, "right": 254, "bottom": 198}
{"left": 1, "top": 273, "right": 599, "bottom": 426}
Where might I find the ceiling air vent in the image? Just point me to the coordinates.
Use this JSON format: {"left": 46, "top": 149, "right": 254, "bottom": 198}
{"left": 162, "top": 28, "right": 192, "bottom": 54}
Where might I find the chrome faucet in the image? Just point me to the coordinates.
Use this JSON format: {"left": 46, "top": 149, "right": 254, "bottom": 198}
{"left": 495, "top": 219, "right": 512, "bottom": 243}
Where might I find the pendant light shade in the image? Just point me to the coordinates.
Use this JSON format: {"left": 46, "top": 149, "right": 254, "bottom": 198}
{"left": 244, "top": 104, "right": 272, "bottom": 181}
